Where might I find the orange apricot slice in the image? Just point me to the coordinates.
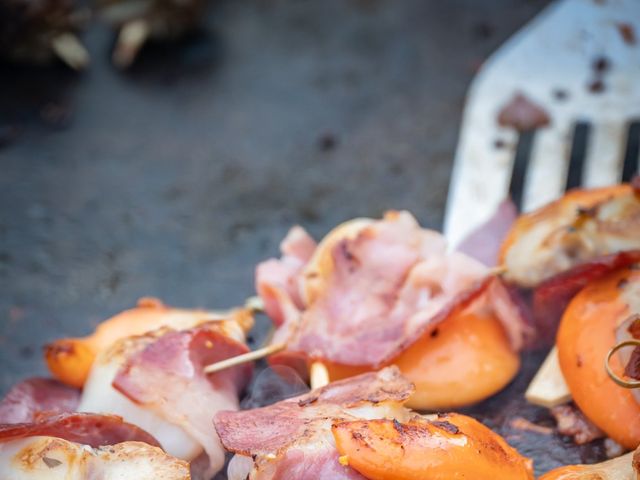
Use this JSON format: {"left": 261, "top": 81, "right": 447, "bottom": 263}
{"left": 557, "top": 266, "right": 640, "bottom": 449}
{"left": 322, "top": 309, "right": 519, "bottom": 410}
{"left": 45, "top": 297, "right": 253, "bottom": 388}
{"left": 332, "top": 412, "right": 533, "bottom": 480}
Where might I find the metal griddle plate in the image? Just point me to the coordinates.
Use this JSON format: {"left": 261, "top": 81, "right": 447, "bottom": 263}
{"left": 0, "top": 0, "right": 606, "bottom": 477}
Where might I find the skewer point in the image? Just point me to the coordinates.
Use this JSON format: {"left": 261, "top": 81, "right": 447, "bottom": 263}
{"left": 203, "top": 342, "right": 285, "bottom": 374}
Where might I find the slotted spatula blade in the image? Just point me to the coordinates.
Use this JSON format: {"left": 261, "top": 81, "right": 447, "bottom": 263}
{"left": 444, "top": 0, "right": 640, "bottom": 248}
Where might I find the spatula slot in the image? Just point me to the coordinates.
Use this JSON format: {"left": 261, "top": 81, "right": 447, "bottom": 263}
{"left": 622, "top": 121, "right": 640, "bottom": 182}
{"left": 509, "top": 131, "right": 535, "bottom": 210}
{"left": 565, "top": 122, "right": 590, "bottom": 190}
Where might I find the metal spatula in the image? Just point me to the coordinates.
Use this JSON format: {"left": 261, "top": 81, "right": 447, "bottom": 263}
{"left": 444, "top": 0, "right": 640, "bottom": 248}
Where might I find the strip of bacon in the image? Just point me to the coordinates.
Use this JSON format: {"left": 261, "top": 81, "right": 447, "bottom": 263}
{"left": 0, "top": 378, "right": 80, "bottom": 423}
{"left": 531, "top": 251, "right": 640, "bottom": 344}
{"left": 214, "top": 367, "right": 413, "bottom": 480}
{"left": 258, "top": 211, "right": 531, "bottom": 370}
{"left": 256, "top": 226, "right": 317, "bottom": 327}
{"left": 0, "top": 412, "right": 160, "bottom": 448}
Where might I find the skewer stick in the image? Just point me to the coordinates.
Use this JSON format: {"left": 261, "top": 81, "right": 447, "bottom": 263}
{"left": 51, "top": 33, "right": 90, "bottom": 70}
{"left": 203, "top": 343, "right": 286, "bottom": 374}
{"left": 244, "top": 296, "right": 265, "bottom": 313}
{"left": 310, "top": 361, "right": 330, "bottom": 389}
{"left": 112, "top": 19, "right": 150, "bottom": 68}
{"left": 489, "top": 265, "right": 507, "bottom": 276}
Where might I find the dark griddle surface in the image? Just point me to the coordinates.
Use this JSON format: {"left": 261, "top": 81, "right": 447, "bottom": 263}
{"left": 1, "top": 0, "right": 604, "bottom": 476}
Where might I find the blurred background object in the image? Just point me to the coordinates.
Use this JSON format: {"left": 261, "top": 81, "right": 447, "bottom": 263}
{"left": 0, "top": 0, "right": 90, "bottom": 69}
{"left": 99, "top": 0, "right": 208, "bottom": 68}
{"left": 445, "top": 0, "right": 640, "bottom": 247}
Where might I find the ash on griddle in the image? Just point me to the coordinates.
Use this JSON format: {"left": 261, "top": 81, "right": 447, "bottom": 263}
{"left": 617, "top": 23, "right": 637, "bottom": 45}
{"left": 551, "top": 403, "right": 605, "bottom": 445}
{"left": 317, "top": 133, "right": 338, "bottom": 152}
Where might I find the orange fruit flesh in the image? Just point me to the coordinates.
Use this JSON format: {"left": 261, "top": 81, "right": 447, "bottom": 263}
{"left": 324, "top": 310, "right": 520, "bottom": 410}
{"left": 557, "top": 266, "right": 640, "bottom": 449}
{"left": 332, "top": 413, "right": 534, "bottom": 480}
{"left": 45, "top": 298, "right": 238, "bottom": 388}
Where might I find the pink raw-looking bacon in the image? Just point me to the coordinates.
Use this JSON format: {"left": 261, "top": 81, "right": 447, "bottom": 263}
{"left": 456, "top": 199, "right": 518, "bottom": 267}
{"left": 110, "top": 322, "right": 252, "bottom": 479}
{"left": 257, "top": 210, "right": 532, "bottom": 373}
{"left": 0, "top": 378, "right": 80, "bottom": 424}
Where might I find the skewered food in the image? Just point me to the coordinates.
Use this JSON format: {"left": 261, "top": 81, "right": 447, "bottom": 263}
{"left": 77, "top": 318, "right": 253, "bottom": 478}
{"left": 0, "top": 378, "right": 79, "bottom": 423}
{"left": 500, "top": 181, "right": 640, "bottom": 288}
{"left": 0, "top": 437, "right": 190, "bottom": 479}
{"left": 5, "top": 299, "right": 256, "bottom": 478}
{"left": 257, "top": 210, "right": 531, "bottom": 409}
{"left": 45, "top": 297, "right": 253, "bottom": 388}
{"left": 498, "top": 180, "right": 640, "bottom": 343}
{"left": 0, "top": 410, "right": 189, "bottom": 479}
{"left": 556, "top": 266, "right": 640, "bottom": 449}
{"left": 214, "top": 367, "right": 534, "bottom": 480}
{"left": 7, "top": 178, "right": 640, "bottom": 478}
{"left": 494, "top": 181, "right": 640, "bottom": 454}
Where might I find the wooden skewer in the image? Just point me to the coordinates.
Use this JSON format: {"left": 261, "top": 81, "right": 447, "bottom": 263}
{"left": 489, "top": 265, "right": 507, "bottom": 276}
{"left": 244, "top": 296, "right": 265, "bottom": 313}
{"left": 202, "top": 294, "right": 328, "bottom": 386}
{"left": 203, "top": 343, "right": 285, "bottom": 374}
{"left": 310, "top": 361, "right": 330, "bottom": 389}
{"left": 112, "top": 19, "right": 150, "bottom": 68}
{"left": 51, "top": 33, "right": 90, "bottom": 70}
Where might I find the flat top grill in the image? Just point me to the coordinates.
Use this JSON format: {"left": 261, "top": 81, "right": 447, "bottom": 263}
{"left": 1, "top": 0, "right": 608, "bottom": 476}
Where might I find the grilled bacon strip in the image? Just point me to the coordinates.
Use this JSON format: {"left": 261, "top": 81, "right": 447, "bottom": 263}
{"left": 0, "top": 412, "right": 159, "bottom": 448}
{"left": 0, "top": 378, "right": 79, "bottom": 424}
{"left": 215, "top": 367, "right": 412, "bottom": 479}
{"left": 77, "top": 319, "right": 251, "bottom": 478}
{"left": 258, "top": 211, "right": 531, "bottom": 371}
{"left": 215, "top": 367, "right": 533, "bottom": 480}
{"left": 45, "top": 297, "right": 253, "bottom": 388}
